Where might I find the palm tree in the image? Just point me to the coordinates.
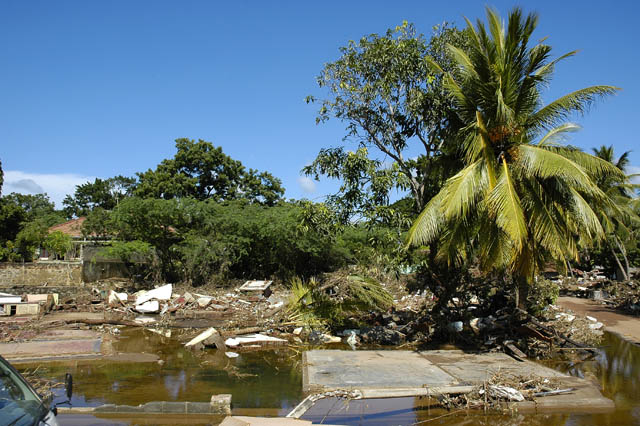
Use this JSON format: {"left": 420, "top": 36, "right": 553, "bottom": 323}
{"left": 592, "top": 145, "right": 640, "bottom": 280}
{"left": 407, "top": 7, "right": 624, "bottom": 309}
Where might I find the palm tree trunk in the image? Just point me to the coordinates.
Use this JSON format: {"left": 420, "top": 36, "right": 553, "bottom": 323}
{"left": 609, "top": 242, "right": 628, "bottom": 281}
{"left": 614, "top": 236, "right": 630, "bottom": 280}
{"left": 515, "top": 275, "right": 529, "bottom": 310}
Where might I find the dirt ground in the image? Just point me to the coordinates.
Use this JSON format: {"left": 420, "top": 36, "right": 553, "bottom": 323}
{"left": 557, "top": 296, "right": 640, "bottom": 345}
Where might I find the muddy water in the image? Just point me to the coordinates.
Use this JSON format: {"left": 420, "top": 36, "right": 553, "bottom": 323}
{"left": 19, "top": 329, "right": 640, "bottom": 425}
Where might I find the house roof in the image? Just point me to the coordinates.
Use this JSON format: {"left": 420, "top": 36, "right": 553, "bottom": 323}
{"left": 48, "top": 217, "right": 86, "bottom": 238}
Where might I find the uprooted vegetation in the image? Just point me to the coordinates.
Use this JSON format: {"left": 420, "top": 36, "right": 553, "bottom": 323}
{"left": 286, "top": 268, "right": 394, "bottom": 329}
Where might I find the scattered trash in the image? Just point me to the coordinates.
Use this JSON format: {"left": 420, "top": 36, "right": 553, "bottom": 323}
{"left": 108, "top": 290, "right": 128, "bottom": 306}
{"left": 135, "top": 300, "right": 159, "bottom": 313}
{"left": 136, "top": 284, "right": 173, "bottom": 305}
{"left": 448, "top": 321, "right": 463, "bottom": 332}
{"left": 185, "top": 327, "right": 222, "bottom": 347}
{"left": 148, "top": 328, "right": 171, "bottom": 338}
{"left": 308, "top": 331, "right": 341, "bottom": 344}
{"left": 225, "top": 352, "right": 239, "bottom": 358}
{"left": 239, "top": 280, "right": 273, "bottom": 298}
{"left": 134, "top": 316, "right": 157, "bottom": 325}
{"left": 485, "top": 385, "right": 525, "bottom": 402}
{"left": 224, "top": 333, "right": 287, "bottom": 348}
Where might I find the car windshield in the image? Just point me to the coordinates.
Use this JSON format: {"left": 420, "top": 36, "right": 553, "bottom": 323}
{"left": 0, "top": 358, "right": 46, "bottom": 426}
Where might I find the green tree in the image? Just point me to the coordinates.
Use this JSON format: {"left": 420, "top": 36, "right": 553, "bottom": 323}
{"left": 305, "top": 22, "right": 469, "bottom": 220}
{"left": 14, "top": 220, "right": 49, "bottom": 261}
{"left": 63, "top": 175, "right": 136, "bottom": 218}
{"left": 407, "top": 7, "right": 623, "bottom": 309}
{"left": 43, "top": 230, "right": 72, "bottom": 260}
{"left": 2, "top": 193, "right": 62, "bottom": 223}
{"left": 591, "top": 145, "right": 640, "bottom": 279}
{"left": 135, "top": 138, "right": 284, "bottom": 205}
{"left": 82, "top": 208, "right": 114, "bottom": 239}
{"left": 0, "top": 158, "right": 3, "bottom": 196}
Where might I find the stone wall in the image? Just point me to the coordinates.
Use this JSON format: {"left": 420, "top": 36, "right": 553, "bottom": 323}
{"left": 0, "top": 262, "right": 83, "bottom": 287}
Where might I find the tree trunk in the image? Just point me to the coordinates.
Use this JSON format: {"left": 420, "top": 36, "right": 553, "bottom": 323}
{"left": 515, "top": 275, "right": 529, "bottom": 311}
{"left": 614, "top": 236, "right": 630, "bottom": 280}
{"left": 609, "top": 243, "right": 628, "bottom": 281}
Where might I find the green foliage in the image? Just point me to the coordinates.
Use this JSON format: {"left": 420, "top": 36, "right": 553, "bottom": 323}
{"left": 135, "top": 138, "right": 284, "bottom": 205}
{"left": 527, "top": 278, "right": 560, "bottom": 316}
{"left": 99, "top": 197, "right": 353, "bottom": 283}
{"left": 14, "top": 220, "right": 49, "bottom": 261}
{"left": 0, "top": 197, "right": 27, "bottom": 243}
{"left": 0, "top": 158, "right": 3, "bottom": 196}
{"left": 0, "top": 193, "right": 65, "bottom": 261}
{"left": 82, "top": 208, "right": 114, "bottom": 239}
{"left": 99, "top": 240, "right": 156, "bottom": 282}
{"left": 43, "top": 231, "right": 72, "bottom": 260}
{"left": 287, "top": 272, "right": 394, "bottom": 328}
{"left": 585, "top": 145, "right": 640, "bottom": 279}
{"left": 63, "top": 176, "right": 135, "bottom": 218}
{"left": 101, "top": 240, "right": 153, "bottom": 261}
{"left": 305, "top": 22, "right": 469, "bottom": 220}
{"left": 408, "top": 7, "right": 622, "bottom": 308}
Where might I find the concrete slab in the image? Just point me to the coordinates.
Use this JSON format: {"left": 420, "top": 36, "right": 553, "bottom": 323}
{"left": 0, "top": 338, "right": 102, "bottom": 360}
{"left": 302, "top": 349, "right": 614, "bottom": 414}
{"left": 303, "top": 350, "right": 457, "bottom": 392}
{"left": 420, "top": 350, "right": 565, "bottom": 384}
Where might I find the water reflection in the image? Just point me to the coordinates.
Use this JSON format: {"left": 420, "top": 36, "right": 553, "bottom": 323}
{"left": 16, "top": 329, "right": 640, "bottom": 425}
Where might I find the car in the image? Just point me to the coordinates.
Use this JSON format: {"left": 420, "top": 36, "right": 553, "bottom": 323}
{"left": 0, "top": 355, "right": 71, "bottom": 426}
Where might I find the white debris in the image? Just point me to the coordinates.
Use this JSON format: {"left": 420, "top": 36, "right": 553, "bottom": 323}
{"left": 197, "top": 297, "right": 212, "bottom": 308}
{"left": 224, "top": 333, "right": 287, "bottom": 348}
{"left": 586, "top": 316, "right": 597, "bottom": 322}
{"left": 469, "top": 318, "right": 480, "bottom": 334}
{"left": 293, "top": 327, "right": 303, "bottom": 335}
{"left": 148, "top": 328, "right": 172, "bottom": 338}
{"left": 589, "top": 322, "right": 604, "bottom": 330}
{"left": 346, "top": 331, "right": 357, "bottom": 350}
{"left": 225, "top": 352, "right": 239, "bottom": 358}
{"left": 183, "top": 292, "right": 195, "bottom": 304}
{"left": 185, "top": 327, "right": 220, "bottom": 347}
{"left": 108, "top": 290, "right": 128, "bottom": 305}
{"left": 487, "top": 385, "right": 525, "bottom": 401}
{"left": 0, "top": 293, "right": 22, "bottom": 304}
{"left": 135, "top": 284, "right": 172, "bottom": 305}
{"left": 135, "top": 300, "right": 159, "bottom": 313}
{"left": 225, "top": 338, "right": 240, "bottom": 347}
{"left": 134, "top": 316, "right": 157, "bottom": 325}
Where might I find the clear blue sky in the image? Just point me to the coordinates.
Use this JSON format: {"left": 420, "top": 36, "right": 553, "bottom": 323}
{"left": 1, "top": 0, "right": 638, "bottom": 206}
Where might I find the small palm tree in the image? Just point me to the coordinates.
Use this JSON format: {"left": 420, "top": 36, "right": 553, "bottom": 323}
{"left": 592, "top": 145, "right": 640, "bottom": 280}
{"left": 407, "top": 7, "right": 624, "bottom": 308}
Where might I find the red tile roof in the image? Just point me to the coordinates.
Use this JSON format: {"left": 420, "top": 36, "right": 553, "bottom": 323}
{"left": 48, "top": 217, "right": 86, "bottom": 238}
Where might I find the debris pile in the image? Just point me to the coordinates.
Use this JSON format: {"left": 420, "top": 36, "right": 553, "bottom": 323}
{"left": 445, "top": 371, "right": 568, "bottom": 410}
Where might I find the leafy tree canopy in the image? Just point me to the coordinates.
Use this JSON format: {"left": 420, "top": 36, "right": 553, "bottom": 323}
{"left": 407, "top": 7, "right": 622, "bottom": 308}
{"left": 135, "top": 138, "right": 284, "bottom": 205}
{"left": 304, "top": 22, "right": 470, "bottom": 221}
{"left": 63, "top": 175, "right": 136, "bottom": 218}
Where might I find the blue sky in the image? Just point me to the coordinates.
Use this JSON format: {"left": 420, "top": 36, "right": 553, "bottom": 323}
{"left": 1, "top": 0, "right": 638, "bottom": 206}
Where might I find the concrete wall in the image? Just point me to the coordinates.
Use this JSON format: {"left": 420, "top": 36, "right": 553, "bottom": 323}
{"left": 81, "top": 245, "right": 131, "bottom": 282}
{"left": 0, "top": 262, "right": 83, "bottom": 287}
